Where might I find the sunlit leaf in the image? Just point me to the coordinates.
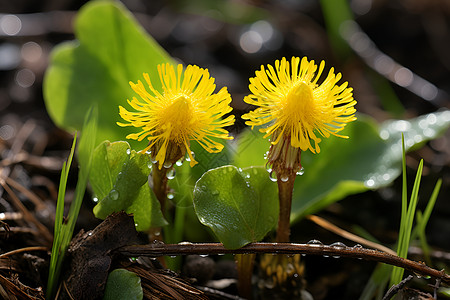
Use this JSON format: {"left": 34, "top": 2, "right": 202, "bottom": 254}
{"left": 44, "top": 1, "right": 173, "bottom": 147}
{"left": 231, "top": 111, "right": 450, "bottom": 223}
{"left": 90, "top": 141, "right": 167, "bottom": 230}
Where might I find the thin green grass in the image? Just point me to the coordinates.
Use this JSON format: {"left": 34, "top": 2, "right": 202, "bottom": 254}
{"left": 390, "top": 135, "right": 423, "bottom": 286}
{"left": 360, "top": 135, "right": 441, "bottom": 299}
{"left": 46, "top": 106, "right": 97, "bottom": 299}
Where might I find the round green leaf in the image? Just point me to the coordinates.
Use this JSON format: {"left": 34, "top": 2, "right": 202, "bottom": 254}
{"left": 103, "top": 269, "right": 143, "bottom": 300}
{"left": 193, "top": 165, "right": 278, "bottom": 249}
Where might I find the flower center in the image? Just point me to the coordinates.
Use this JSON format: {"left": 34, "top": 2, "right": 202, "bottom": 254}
{"left": 285, "top": 82, "right": 314, "bottom": 122}
{"left": 161, "top": 95, "right": 194, "bottom": 141}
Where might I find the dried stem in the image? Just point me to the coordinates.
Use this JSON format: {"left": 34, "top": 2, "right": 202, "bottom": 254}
{"left": 116, "top": 242, "right": 450, "bottom": 284}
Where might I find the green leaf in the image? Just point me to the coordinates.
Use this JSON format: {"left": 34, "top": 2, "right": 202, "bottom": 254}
{"left": 193, "top": 165, "right": 278, "bottom": 249}
{"left": 103, "top": 269, "right": 143, "bottom": 300}
{"left": 43, "top": 0, "right": 173, "bottom": 147}
{"left": 231, "top": 111, "right": 450, "bottom": 223}
{"left": 91, "top": 141, "right": 167, "bottom": 230}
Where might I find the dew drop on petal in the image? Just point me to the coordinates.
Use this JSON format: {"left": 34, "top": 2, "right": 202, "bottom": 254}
{"left": 126, "top": 148, "right": 131, "bottom": 155}
{"left": 163, "top": 161, "right": 173, "bottom": 169}
{"left": 176, "top": 160, "right": 183, "bottom": 167}
{"left": 167, "top": 192, "right": 175, "bottom": 200}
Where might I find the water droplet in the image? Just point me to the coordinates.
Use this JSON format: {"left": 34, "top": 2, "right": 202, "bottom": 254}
{"left": 332, "top": 255, "right": 340, "bottom": 259}
{"left": 323, "top": 254, "right": 329, "bottom": 258}
{"left": 169, "top": 255, "right": 177, "bottom": 258}
{"left": 199, "top": 254, "right": 209, "bottom": 258}
{"left": 109, "top": 189, "right": 119, "bottom": 200}
{"left": 163, "top": 161, "right": 172, "bottom": 168}
{"left": 93, "top": 197, "right": 99, "bottom": 203}
{"left": 149, "top": 257, "right": 157, "bottom": 261}
{"left": 176, "top": 159, "right": 183, "bottom": 167}
{"left": 353, "top": 244, "right": 363, "bottom": 249}
{"left": 166, "top": 168, "right": 176, "bottom": 179}
{"left": 147, "top": 162, "right": 153, "bottom": 169}
{"left": 296, "top": 167, "right": 305, "bottom": 176}
{"left": 151, "top": 157, "right": 158, "bottom": 164}
{"left": 280, "top": 175, "right": 289, "bottom": 182}
{"left": 134, "top": 223, "right": 138, "bottom": 227}
{"left": 167, "top": 192, "right": 175, "bottom": 200}
{"left": 87, "top": 232, "right": 93, "bottom": 236}
{"left": 185, "top": 151, "right": 195, "bottom": 162}
{"left": 178, "top": 241, "right": 193, "bottom": 245}
{"left": 306, "top": 240, "right": 324, "bottom": 247}
{"left": 263, "top": 151, "right": 269, "bottom": 160}
{"left": 265, "top": 164, "right": 272, "bottom": 172}
{"left": 330, "top": 242, "right": 347, "bottom": 250}
{"left": 245, "top": 174, "right": 251, "bottom": 179}
{"left": 269, "top": 170, "right": 277, "bottom": 182}
{"left": 126, "top": 148, "right": 131, "bottom": 155}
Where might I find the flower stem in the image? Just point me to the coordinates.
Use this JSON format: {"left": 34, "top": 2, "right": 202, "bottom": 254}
{"left": 235, "top": 253, "right": 256, "bottom": 299}
{"left": 152, "top": 165, "right": 169, "bottom": 213}
{"left": 276, "top": 172, "right": 296, "bottom": 243}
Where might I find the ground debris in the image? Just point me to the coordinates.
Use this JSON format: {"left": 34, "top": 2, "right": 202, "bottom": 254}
{"left": 60, "top": 212, "right": 142, "bottom": 300}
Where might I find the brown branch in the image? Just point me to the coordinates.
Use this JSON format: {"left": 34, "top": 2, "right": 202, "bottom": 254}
{"left": 306, "top": 215, "right": 396, "bottom": 255}
{"left": 116, "top": 242, "right": 450, "bottom": 285}
{"left": 0, "top": 246, "right": 48, "bottom": 259}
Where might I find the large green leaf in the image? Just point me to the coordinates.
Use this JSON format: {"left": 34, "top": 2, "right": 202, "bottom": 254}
{"left": 90, "top": 141, "right": 167, "bottom": 230}
{"left": 43, "top": 1, "right": 173, "bottom": 147}
{"left": 193, "top": 166, "right": 278, "bottom": 249}
{"left": 232, "top": 111, "right": 450, "bottom": 223}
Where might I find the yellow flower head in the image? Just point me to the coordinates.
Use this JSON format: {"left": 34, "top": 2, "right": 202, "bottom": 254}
{"left": 118, "top": 63, "right": 235, "bottom": 169}
{"left": 242, "top": 56, "right": 357, "bottom": 154}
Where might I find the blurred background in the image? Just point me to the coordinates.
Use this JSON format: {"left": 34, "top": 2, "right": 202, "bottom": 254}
{"left": 1, "top": 0, "right": 450, "bottom": 298}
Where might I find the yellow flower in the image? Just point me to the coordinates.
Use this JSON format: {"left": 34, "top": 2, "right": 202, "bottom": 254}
{"left": 242, "top": 56, "right": 356, "bottom": 154}
{"left": 118, "top": 63, "right": 235, "bottom": 169}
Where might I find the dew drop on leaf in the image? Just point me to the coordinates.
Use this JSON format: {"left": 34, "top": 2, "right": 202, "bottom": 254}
{"left": 109, "top": 189, "right": 119, "bottom": 200}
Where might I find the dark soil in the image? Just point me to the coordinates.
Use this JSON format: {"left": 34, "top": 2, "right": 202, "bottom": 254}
{"left": 1, "top": 0, "right": 450, "bottom": 299}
